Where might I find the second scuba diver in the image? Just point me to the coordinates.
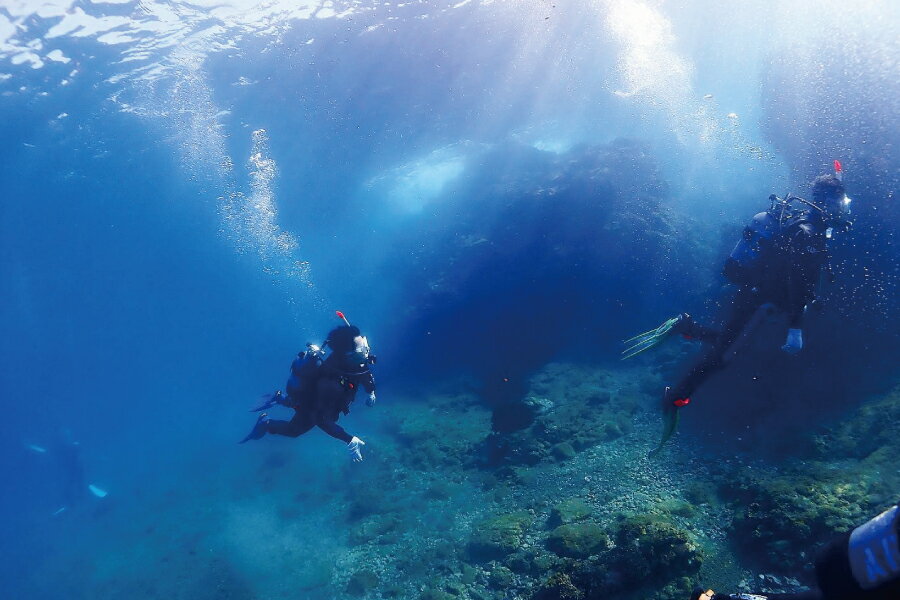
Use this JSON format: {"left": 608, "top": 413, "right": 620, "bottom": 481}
{"left": 624, "top": 164, "right": 853, "bottom": 454}
{"left": 240, "top": 312, "right": 377, "bottom": 463}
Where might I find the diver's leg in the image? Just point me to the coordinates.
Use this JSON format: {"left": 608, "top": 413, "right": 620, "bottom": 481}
{"left": 668, "top": 346, "right": 725, "bottom": 403}
{"left": 266, "top": 409, "right": 316, "bottom": 438}
{"left": 676, "top": 314, "right": 720, "bottom": 343}
{"left": 313, "top": 379, "right": 354, "bottom": 443}
{"left": 670, "top": 290, "right": 761, "bottom": 400}
{"left": 651, "top": 292, "right": 763, "bottom": 454}
{"left": 714, "top": 289, "right": 767, "bottom": 353}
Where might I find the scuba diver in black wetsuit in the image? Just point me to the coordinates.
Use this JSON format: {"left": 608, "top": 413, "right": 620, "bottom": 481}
{"left": 688, "top": 499, "right": 900, "bottom": 600}
{"left": 25, "top": 432, "right": 110, "bottom": 516}
{"left": 240, "top": 312, "right": 378, "bottom": 463}
{"left": 623, "top": 166, "right": 853, "bottom": 453}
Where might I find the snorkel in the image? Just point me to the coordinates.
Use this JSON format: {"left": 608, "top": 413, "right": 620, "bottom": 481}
{"left": 309, "top": 310, "right": 353, "bottom": 357}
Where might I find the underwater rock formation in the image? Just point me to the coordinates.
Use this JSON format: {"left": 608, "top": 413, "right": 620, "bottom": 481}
{"left": 546, "top": 523, "right": 608, "bottom": 559}
{"left": 717, "top": 384, "right": 900, "bottom": 572}
{"left": 492, "top": 396, "right": 554, "bottom": 433}
{"left": 388, "top": 139, "right": 703, "bottom": 400}
{"left": 535, "top": 572, "right": 585, "bottom": 600}
{"left": 608, "top": 514, "right": 703, "bottom": 583}
{"left": 485, "top": 363, "right": 643, "bottom": 467}
{"left": 548, "top": 499, "right": 593, "bottom": 528}
{"left": 468, "top": 511, "right": 534, "bottom": 562}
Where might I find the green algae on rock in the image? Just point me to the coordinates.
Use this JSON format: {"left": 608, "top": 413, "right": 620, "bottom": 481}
{"left": 547, "top": 522, "right": 609, "bottom": 558}
{"left": 485, "top": 363, "right": 646, "bottom": 468}
{"left": 728, "top": 472, "right": 874, "bottom": 570}
{"left": 468, "top": 511, "right": 533, "bottom": 561}
{"left": 551, "top": 442, "right": 577, "bottom": 461}
{"left": 347, "top": 514, "right": 403, "bottom": 546}
{"left": 535, "top": 572, "right": 586, "bottom": 600}
{"left": 548, "top": 498, "right": 593, "bottom": 527}
{"left": 611, "top": 514, "right": 703, "bottom": 582}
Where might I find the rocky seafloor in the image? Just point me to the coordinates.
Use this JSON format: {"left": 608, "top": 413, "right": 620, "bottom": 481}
{"left": 322, "top": 362, "right": 898, "bottom": 600}
{"left": 22, "top": 360, "right": 899, "bottom": 600}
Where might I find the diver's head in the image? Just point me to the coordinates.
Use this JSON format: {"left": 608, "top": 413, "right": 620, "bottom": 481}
{"left": 326, "top": 325, "right": 362, "bottom": 353}
{"left": 811, "top": 174, "right": 848, "bottom": 219}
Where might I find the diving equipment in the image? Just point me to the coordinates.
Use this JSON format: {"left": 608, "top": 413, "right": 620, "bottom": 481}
{"left": 689, "top": 589, "right": 716, "bottom": 600}
{"left": 251, "top": 391, "right": 285, "bottom": 412}
{"left": 239, "top": 413, "right": 270, "bottom": 444}
{"left": 286, "top": 346, "right": 325, "bottom": 401}
{"left": 848, "top": 504, "right": 900, "bottom": 590}
{"left": 622, "top": 314, "right": 688, "bottom": 360}
{"left": 649, "top": 387, "right": 685, "bottom": 457}
{"left": 781, "top": 328, "right": 803, "bottom": 355}
{"left": 725, "top": 178, "right": 850, "bottom": 288}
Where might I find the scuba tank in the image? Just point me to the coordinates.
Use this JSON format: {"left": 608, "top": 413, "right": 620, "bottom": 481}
{"left": 723, "top": 193, "right": 823, "bottom": 287}
{"left": 285, "top": 343, "right": 325, "bottom": 403}
{"left": 723, "top": 203, "right": 780, "bottom": 287}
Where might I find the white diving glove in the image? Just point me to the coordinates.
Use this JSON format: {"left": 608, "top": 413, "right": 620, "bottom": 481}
{"left": 781, "top": 328, "right": 803, "bottom": 354}
{"left": 348, "top": 436, "right": 366, "bottom": 463}
{"left": 366, "top": 391, "right": 377, "bottom": 407}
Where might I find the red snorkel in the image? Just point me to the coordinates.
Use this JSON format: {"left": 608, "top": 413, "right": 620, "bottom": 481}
{"left": 834, "top": 159, "right": 843, "bottom": 182}
{"left": 335, "top": 310, "right": 351, "bottom": 326}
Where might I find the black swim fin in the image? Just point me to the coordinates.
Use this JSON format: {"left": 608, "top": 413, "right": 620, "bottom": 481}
{"left": 239, "top": 413, "right": 269, "bottom": 444}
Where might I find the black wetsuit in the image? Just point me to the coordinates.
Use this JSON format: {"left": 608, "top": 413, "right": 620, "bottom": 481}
{"left": 265, "top": 351, "right": 376, "bottom": 444}
{"left": 712, "top": 501, "right": 900, "bottom": 600}
{"left": 670, "top": 212, "right": 827, "bottom": 401}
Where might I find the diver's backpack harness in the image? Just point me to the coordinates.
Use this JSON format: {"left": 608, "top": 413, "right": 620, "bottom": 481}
{"left": 723, "top": 193, "right": 832, "bottom": 291}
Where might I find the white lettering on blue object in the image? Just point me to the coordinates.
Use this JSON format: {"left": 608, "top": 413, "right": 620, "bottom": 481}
{"left": 882, "top": 534, "right": 899, "bottom": 571}
{"left": 864, "top": 547, "right": 889, "bottom": 582}
{"left": 849, "top": 505, "right": 900, "bottom": 590}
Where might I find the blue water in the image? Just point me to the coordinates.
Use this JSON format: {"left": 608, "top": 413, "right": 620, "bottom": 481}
{"left": 1, "top": 1, "right": 898, "bottom": 599}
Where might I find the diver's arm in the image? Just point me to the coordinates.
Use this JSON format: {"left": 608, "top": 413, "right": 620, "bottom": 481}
{"left": 315, "top": 414, "right": 354, "bottom": 444}
{"left": 786, "top": 226, "right": 824, "bottom": 328}
{"left": 361, "top": 372, "right": 377, "bottom": 406}
{"left": 360, "top": 371, "right": 376, "bottom": 395}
